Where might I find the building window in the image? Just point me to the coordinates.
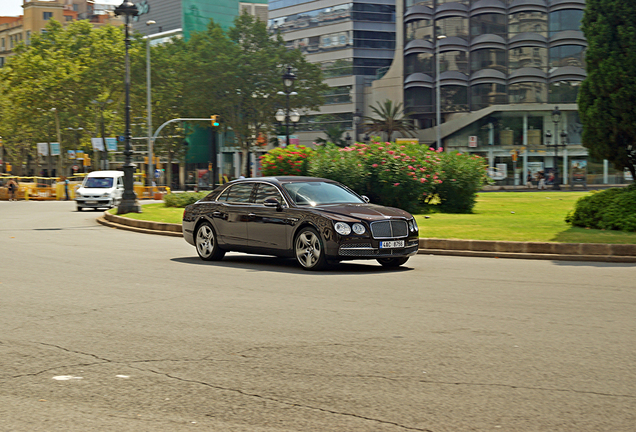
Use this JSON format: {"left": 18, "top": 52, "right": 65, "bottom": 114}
{"left": 549, "top": 9, "right": 584, "bottom": 35}
{"left": 509, "top": 11, "right": 547, "bottom": 37}
{"left": 441, "top": 85, "right": 468, "bottom": 112}
{"left": 471, "top": 83, "right": 507, "bottom": 110}
{"left": 43, "top": 12, "right": 53, "bottom": 20}
{"left": 405, "top": 87, "right": 433, "bottom": 113}
{"left": 323, "top": 86, "right": 352, "bottom": 105}
{"left": 405, "top": 18, "right": 433, "bottom": 44}
{"left": 320, "top": 59, "right": 354, "bottom": 78}
{"left": 509, "top": 82, "right": 547, "bottom": 104}
{"left": 470, "top": 13, "right": 506, "bottom": 37}
{"left": 0, "top": 57, "right": 4, "bottom": 67}
{"left": 549, "top": 80, "right": 581, "bottom": 104}
{"left": 509, "top": 46, "right": 547, "bottom": 71}
{"left": 436, "top": 16, "right": 469, "bottom": 40}
{"left": 405, "top": 53, "right": 433, "bottom": 75}
{"left": 470, "top": 48, "right": 507, "bottom": 73}
{"left": 439, "top": 50, "right": 469, "bottom": 74}
{"left": 549, "top": 45, "right": 586, "bottom": 69}
{"left": 354, "top": 31, "right": 395, "bottom": 49}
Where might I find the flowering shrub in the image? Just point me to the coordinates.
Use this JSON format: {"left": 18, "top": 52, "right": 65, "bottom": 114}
{"left": 309, "top": 141, "right": 446, "bottom": 213}
{"left": 259, "top": 145, "right": 314, "bottom": 176}
{"left": 435, "top": 151, "right": 490, "bottom": 213}
{"left": 260, "top": 141, "right": 489, "bottom": 213}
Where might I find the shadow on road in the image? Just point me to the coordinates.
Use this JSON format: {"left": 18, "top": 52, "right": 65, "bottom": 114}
{"left": 171, "top": 254, "right": 414, "bottom": 275}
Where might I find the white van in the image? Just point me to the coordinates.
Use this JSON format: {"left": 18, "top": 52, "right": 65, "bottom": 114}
{"left": 75, "top": 170, "right": 125, "bottom": 211}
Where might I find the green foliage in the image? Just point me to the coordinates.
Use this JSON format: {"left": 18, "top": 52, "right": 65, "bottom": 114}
{"left": 163, "top": 191, "right": 208, "bottom": 208}
{"left": 259, "top": 145, "right": 314, "bottom": 176}
{"left": 566, "top": 185, "right": 636, "bottom": 231}
{"left": 579, "top": 0, "right": 636, "bottom": 180}
{"left": 362, "top": 100, "right": 417, "bottom": 142}
{"left": 435, "top": 151, "right": 491, "bottom": 213}
{"left": 315, "top": 124, "right": 349, "bottom": 147}
{"left": 307, "top": 141, "right": 488, "bottom": 214}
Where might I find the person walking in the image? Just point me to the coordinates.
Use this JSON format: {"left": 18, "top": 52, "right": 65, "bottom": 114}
{"left": 526, "top": 170, "right": 533, "bottom": 189}
{"left": 537, "top": 171, "right": 546, "bottom": 190}
{"left": 7, "top": 178, "right": 18, "bottom": 201}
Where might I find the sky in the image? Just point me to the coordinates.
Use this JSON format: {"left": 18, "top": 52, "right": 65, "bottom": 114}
{"left": 0, "top": 0, "right": 122, "bottom": 17}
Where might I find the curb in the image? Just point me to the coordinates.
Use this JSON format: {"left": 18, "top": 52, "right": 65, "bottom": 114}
{"left": 98, "top": 212, "right": 636, "bottom": 263}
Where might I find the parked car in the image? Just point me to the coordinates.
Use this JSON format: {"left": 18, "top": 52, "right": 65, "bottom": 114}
{"left": 182, "top": 176, "right": 419, "bottom": 270}
{"left": 75, "top": 170, "right": 124, "bottom": 211}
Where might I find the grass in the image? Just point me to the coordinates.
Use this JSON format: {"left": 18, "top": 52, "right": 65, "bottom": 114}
{"left": 416, "top": 191, "right": 636, "bottom": 244}
{"left": 112, "top": 192, "right": 636, "bottom": 244}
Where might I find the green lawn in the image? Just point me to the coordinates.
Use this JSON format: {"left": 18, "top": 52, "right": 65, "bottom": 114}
{"left": 416, "top": 191, "right": 636, "bottom": 244}
{"left": 113, "top": 192, "right": 636, "bottom": 244}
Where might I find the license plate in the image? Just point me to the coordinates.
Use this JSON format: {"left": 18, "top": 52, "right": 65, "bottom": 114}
{"left": 85, "top": 201, "right": 98, "bottom": 204}
{"left": 380, "top": 240, "right": 404, "bottom": 249}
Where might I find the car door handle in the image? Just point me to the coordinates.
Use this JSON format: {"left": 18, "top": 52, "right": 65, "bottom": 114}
{"left": 212, "top": 211, "right": 222, "bottom": 217}
{"left": 248, "top": 213, "right": 256, "bottom": 219}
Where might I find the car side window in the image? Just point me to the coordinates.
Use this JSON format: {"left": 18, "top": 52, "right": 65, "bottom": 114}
{"left": 224, "top": 183, "right": 254, "bottom": 203}
{"left": 253, "top": 183, "right": 284, "bottom": 205}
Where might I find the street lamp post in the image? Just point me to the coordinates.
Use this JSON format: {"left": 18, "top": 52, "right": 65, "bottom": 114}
{"left": 275, "top": 67, "right": 300, "bottom": 147}
{"left": 435, "top": 35, "right": 446, "bottom": 150}
{"left": 146, "top": 20, "right": 156, "bottom": 187}
{"left": 115, "top": 1, "right": 141, "bottom": 214}
{"left": 548, "top": 106, "right": 568, "bottom": 190}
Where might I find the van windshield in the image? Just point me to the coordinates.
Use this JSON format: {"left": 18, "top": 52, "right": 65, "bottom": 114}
{"left": 84, "top": 177, "right": 113, "bottom": 188}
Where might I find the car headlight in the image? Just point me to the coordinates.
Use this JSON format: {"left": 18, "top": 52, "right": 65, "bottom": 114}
{"left": 352, "top": 223, "right": 366, "bottom": 235}
{"left": 101, "top": 193, "right": 110, "bottom": 198}
{"left": 334, "top": 222, "right": 351, "bottom": 235}
{"left": 408, "top": 218, "right": 418, "bottom": 232}
{"left": 76, "top": 192, "right": 82, "bottom": 198}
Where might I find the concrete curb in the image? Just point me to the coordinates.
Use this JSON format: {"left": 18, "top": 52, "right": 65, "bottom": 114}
{"left": 98, "top": 212, "right": 636, "bottom": 263}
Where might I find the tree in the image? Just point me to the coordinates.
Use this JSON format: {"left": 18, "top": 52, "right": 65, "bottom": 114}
{"left": 0, "top": 19, "right": 135, "bottom": 174}
{"left": 362, "top": 100, "right": 416, "bottom": 142}
{"left": 180, "top": 12, "right": 328, "bottom": 176}
{"left": 315, "top": 124, "right": 349, "bottom": 147}
{"left": 579, "top": 0, "right": 636, "bottom": 181}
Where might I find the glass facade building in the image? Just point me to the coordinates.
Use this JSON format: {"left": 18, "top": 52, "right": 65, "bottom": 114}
{"left": 400, "top": 0, "right": 615, "bottom": 185}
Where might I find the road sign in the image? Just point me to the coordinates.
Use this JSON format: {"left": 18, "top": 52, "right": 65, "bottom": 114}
{"left": 118, "top": 135, "right": 125, "bottom": 142}
{"left": 469, "top": 136, "right": 477, "bottom": 148}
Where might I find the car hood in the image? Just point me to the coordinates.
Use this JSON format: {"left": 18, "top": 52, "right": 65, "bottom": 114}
{"left": 311, "top": 203, "right": 412, "bottom": 221}
{"left": 78, "top": 187, "right": 114, "bottom": 193}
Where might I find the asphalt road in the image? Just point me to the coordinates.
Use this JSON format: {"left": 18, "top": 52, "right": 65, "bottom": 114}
{"left": 1, "top": 200, "right": 635, "bottom": 431}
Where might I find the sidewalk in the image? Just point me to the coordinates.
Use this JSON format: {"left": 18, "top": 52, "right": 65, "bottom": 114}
{"left": 97, "top": 212, "right": 636, "bottom": 264}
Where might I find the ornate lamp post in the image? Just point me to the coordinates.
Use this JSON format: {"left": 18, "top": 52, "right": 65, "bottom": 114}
{"left": 435, "top": 34, "right": 446, "bottom": 150}
{"left": 547, "top": 106, "right": 568, "bottom": 190}
{"left": 275, "top": 67, "right": 300, "bottom": 147}
{"left": 115, "top": 1, "right": 141, "bottom": 213}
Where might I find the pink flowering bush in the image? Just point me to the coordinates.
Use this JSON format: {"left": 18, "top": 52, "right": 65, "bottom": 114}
{"left": 260, "top": 141, "right": 489, "bottom": 213}
{"left": 309, "top": 141, "right": 447, "bottom": 213}
{"left": 260, "top": 145, "right": 314, "bottom": 177}
{"left": 435, "top": 151, "right": 490, "bottom": 213}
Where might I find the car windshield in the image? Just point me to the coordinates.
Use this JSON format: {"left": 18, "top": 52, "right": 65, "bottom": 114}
{"left": 283, "top": 181, "right": 364, "bottom": 206}
{"left": 84, "top": 177, "right": 113, "bottom": 188}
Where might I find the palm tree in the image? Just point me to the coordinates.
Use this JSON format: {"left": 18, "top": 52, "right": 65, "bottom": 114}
{"left": 315, "top": 124, "right": 349, "bottom": 147}
{"left": 362, "top": 100, "right": 417, "bottom": 142}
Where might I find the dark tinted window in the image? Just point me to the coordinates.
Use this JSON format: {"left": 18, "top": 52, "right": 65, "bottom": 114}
{"left": 254, "top": 183, "right": 283, "bottom": 204}
{"left": 222, "top": 183, "right": 254, "bottom": 203}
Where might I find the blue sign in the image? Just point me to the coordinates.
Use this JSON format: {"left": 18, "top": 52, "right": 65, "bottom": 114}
{"left": 118, "top": 135, "right": 125, "bottom": 142}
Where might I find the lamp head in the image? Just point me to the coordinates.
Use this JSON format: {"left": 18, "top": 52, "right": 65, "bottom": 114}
{"left": 275, "top": 109, "right": 285, "bottom": 122}
{"left": 551, "top": 106, "right": 561, "bottom": 124}
{"left": 282, "top": 67, "right": 296, "bottom": 89}
{"left": 114, "top": 1, "right": 139, "bottom": 17}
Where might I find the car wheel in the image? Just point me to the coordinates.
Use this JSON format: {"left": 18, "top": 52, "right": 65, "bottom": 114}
{"left": 294, "top": 227, "right": 327, "bottom": 270}
{"left": 195, "top": 221, "right": 225, "bottom": 261}
{"left": 377, "top": 257, "right": 409, "bottom": 267}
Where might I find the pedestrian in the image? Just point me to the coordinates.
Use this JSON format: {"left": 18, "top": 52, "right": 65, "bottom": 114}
{"left": 526, "top": 170, "right": 533, "bottom": 189}
{"left": 63, "top": 176, "right": 70, "bottom": 201}
{"left": 7, "top": 177, "right": 18, "bottom": 201}
{"left": 537, "top": 171, "right": 546, "bottom": 190}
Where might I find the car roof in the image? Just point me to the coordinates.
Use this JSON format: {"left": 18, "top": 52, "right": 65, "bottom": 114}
{"left": 231, "top": 176, "right": 335, "bottom": 185}
{"left": 86, "top": 170, "right": 124, "bottom": 177}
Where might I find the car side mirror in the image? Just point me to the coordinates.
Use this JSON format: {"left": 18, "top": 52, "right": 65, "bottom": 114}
{"left": 263, "top": 197, "right": 283, "bottom": 211}
{"left": 361, "top": 195, "right": 370, "bottom": 203}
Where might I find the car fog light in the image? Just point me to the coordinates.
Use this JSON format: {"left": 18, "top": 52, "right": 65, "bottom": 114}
{"left": 334, "top": 222, "right": 351, "bottom": 235}
{"left": 352, "top": 223, "right": 366, "bottom": 235}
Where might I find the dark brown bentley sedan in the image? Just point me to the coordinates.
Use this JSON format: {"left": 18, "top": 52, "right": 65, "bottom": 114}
{"left": 182, "top": 177, "right": 419, "bottom": 270}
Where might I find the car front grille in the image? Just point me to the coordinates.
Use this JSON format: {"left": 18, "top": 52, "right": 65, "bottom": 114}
{"left": 370, "top": 220, "right": 408, "bottom": 239}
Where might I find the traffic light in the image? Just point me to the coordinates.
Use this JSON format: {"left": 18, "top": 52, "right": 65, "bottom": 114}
{"left": 211, "top": 115, "right": 220, "bottom": 127}
{"left": 83, "top": 154, "right": 91, "bottom": 167}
